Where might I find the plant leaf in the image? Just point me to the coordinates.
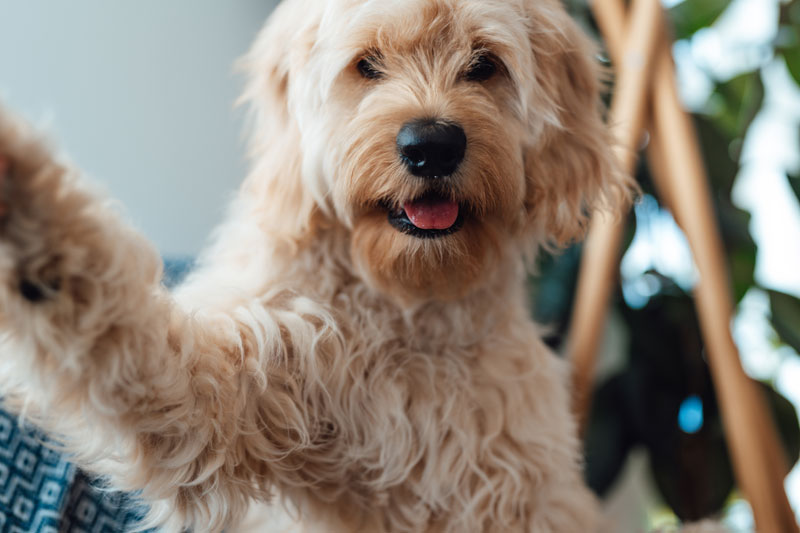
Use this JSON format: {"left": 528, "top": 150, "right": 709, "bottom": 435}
{"left": 690, "top": 117, "right": 758, "bottom": 303}
{"left": 717, "top": 201, "right": 757, "bottom": 304}
{"left": 763, "top": 382, "right": 800, "bottom": 470}
{"left": 789, "top": 173, "right": 800, "bottom": 205}
{"left": 768, "top": 290, "right": 800, "bottom": 354}
{"left": 584, "top": 374, "right": 636, "bottom": 496}
{"left": 783, "top": 45, "right": 800, "bottom": 87}
{"left": 708, "top": 72, "right": 765, "bottom": 142}
{"left": 669, "top": 0, "right": 732, "bottom": 41}
{"left": 694, "top": 116, "right": 739, "bottom": 194}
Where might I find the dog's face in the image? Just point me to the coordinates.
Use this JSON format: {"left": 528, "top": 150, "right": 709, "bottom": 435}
{"left": 243, "top": 0, "right": 629, "bottom": 303}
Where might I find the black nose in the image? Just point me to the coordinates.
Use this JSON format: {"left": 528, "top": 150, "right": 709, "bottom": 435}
{"left": 396, "top": 120, "right": 467, "bottom": 178}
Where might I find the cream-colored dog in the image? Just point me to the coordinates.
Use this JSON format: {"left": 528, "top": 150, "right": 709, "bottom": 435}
{"left": 0, "top": 0, "right": 637, "bottom": 531}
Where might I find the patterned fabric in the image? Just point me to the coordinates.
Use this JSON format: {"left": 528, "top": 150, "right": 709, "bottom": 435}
{"left": 0, "top": 411, "right": 74, "bottom": 533}
{"left": 0, "top": 413, "right": 145, "bottom": 533}
{"left": 0, "top": 258, "right": 194, "bottom": 532}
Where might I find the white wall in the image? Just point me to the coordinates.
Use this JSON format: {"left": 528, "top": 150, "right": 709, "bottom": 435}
{"left": 0, "top": 0, "right": 280, "bottom": 257}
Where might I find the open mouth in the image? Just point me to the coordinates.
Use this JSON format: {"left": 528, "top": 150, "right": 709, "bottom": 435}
{"left": 386, "top": 192, "right": 464, "bottom": 239}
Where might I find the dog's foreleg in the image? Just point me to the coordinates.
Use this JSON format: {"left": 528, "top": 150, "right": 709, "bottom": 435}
{"left": 0, "top": 107, "right": 332, "bottom": 532}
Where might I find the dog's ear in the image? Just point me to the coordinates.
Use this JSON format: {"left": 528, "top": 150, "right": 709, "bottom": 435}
{"left": 522, "top": 4, "right": 634, "bottom": 246}
{"left": 238, "top": 1, "right": 323, "bottom": 246}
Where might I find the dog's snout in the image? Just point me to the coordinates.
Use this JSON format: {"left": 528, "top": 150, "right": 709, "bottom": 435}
{"left": 397, "top": 120, "right": 467, "bottom": 179}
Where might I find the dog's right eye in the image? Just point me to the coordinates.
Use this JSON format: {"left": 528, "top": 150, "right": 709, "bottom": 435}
{"left": 357, "top": 57, "right": 383, "bottom": 80}
{"left": 465, "top": 53, "right": 498, "bottom": 82}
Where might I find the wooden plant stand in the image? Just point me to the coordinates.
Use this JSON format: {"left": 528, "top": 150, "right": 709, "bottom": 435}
{"left": 568, "top": 0, "right": 799, "bottom": 531}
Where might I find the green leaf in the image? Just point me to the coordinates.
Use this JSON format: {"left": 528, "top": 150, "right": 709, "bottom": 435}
{"left": 707, "top": 72, "right": 765, "bottom": 142}
{"left": 649, "top": 418, "right": 735, "bottom": 522}
{"left": 584, "top": 374, "right": 636, "bottom": 496}
{"left": 789, "top": 174, "right": 800, "bottom": 204}
{"left": 669, "top": 0, "right": 733, "bottom": 41}
{"left": 717, "top": 201, "right": 757, "bottom": 304}
{"left": 694, "top": 116, "right": 739, "bottom": 193}
{"left": 763, "top": 382, "right": 800, "bottom": 470}
{"left": 768, "top": 290, "right": 800, "bottom": 354}
{"left": 693, "top": 118, "right": 758, "bottom": 305}
{"left": 782, "top": 44, "right": 800, "bottom": 88}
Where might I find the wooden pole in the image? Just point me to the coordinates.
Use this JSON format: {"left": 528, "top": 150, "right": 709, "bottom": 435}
{"left": 650, "top": 52, "right": 798, "bottom": 533}
{"left": 590, "top": 0, "right": 679, "bottom": 211}
{"left": 569, "top": 0, "right": 664, "bottom": 428}
{"left": 579, "top": 1, "right": 799, "bottom": 530}
{"left": 590, "top": 0, "right": 678, "bottom": 216}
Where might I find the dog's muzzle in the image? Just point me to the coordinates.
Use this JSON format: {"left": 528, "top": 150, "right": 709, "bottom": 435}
{"left": 389, "top": 119, "right": 467, "bottom": 239}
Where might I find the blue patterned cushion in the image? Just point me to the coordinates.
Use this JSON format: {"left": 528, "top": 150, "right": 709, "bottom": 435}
{"left": 0, "top": 413, "right": 146, "bottom": 532}
{"left": 0, "top": 258, "right": 194, "bottom": 532}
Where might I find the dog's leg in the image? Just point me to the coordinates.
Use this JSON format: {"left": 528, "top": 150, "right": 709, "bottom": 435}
{"left": 0, "top": 108, "right": 333, "bottom": 532}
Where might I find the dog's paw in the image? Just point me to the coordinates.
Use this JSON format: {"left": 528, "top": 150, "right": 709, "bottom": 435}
{"left": 0, "top": 109, "right": 76, "bottom": 304}
{"left": 0, "top": 155, "right": 60, "bottom": 303}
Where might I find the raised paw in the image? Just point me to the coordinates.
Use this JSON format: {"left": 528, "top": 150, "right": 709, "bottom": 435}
{"left": 0, "top": 107, "right": 159, "bottom": 311}
{"left": 0, "top": 111, "right": 71, "bottom": 304}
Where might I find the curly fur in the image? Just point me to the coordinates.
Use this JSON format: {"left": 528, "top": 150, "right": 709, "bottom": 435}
{"left": 0, "top": 0, "right": 653, "bottom": 531}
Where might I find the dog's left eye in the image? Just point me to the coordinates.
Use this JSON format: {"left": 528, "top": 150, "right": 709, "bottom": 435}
{"left": 357, "top": 57, "right": 383, "bottom": 80}
{"left": 465, "top": 54, "right": 498, "bottom": 82}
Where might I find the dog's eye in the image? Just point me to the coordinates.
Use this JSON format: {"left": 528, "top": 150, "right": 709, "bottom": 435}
{"left": 465, "top": 54, "right": 498, "bottom": 82}
{"left": 357, "top": 57, "right": 383, "bottom": 80}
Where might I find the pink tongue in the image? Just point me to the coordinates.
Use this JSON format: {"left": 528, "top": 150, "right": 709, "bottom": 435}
{"left": 403, "top": 198, "right": 459, "bottom": 230}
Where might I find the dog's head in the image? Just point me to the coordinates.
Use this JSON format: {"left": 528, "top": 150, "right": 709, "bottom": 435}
{"left": 242, "top": 0, "right": 631, "bottom": 302}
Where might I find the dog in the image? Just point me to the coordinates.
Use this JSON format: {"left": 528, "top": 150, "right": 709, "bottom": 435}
{"left": 0, "top": 0, "right": 638, "bottom": 531}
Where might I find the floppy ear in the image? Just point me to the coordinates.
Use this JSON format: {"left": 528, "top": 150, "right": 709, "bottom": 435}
{"left": 522, "top": 5, "right": 634, "bottom": 246}
{"left": 237, "top": 1, "right": 323, "bottom": 246}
